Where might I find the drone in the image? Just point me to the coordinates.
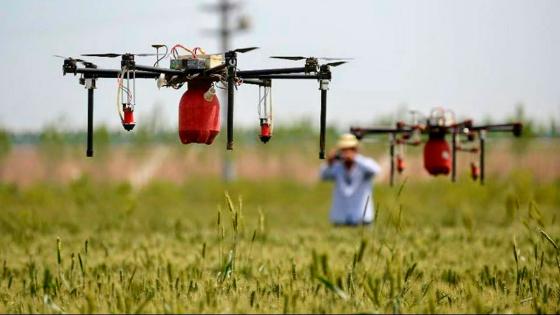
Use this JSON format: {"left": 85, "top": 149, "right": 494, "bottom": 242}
{"left": 350, "top": 108, "right": 523, "bottom": 185}
{"left": 58, "top": 44, "right": 349, "bottom": 159}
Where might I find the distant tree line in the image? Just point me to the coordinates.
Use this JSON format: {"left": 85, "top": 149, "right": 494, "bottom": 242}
{"left": 1, "top": 104, "right": 558, "bottom": 151}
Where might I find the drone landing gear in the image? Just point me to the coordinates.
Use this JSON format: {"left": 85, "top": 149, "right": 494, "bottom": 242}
{"left": 451, "top": 129, "right": 486, "bottom": 184}
{"left": 389, "top": 134, "right": 395, "bottom": 186}
{"left": 479, "top": 130, "right": 486, "bottom": 185}
{"left": 225, "top": 51, "right": 237, "bottom": 150}
{"left": 87, "top": 86, "right": 94, "bottom": 157}
{"left": 387, "top": 133, "right": 409, "bottom": 187}
{"left": 319, "top": 85, "right": 328, "bottom": 159}
{"left": 81, "top": 77, "right": 96, "bottom": 157}
{"left": 451, "top": 132, "right": 457, "bottom": 182}
{"left": 318, "top": 64, "right": 332, "bottom": 160}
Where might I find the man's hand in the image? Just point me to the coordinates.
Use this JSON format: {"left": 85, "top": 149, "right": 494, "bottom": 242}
{"left": 327, "top": 148, "right": 339, "bottom": 166}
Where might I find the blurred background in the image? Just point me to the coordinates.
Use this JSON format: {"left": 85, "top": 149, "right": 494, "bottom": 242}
{"left": 0, "top": 0, "right": 558, "bottom": 185}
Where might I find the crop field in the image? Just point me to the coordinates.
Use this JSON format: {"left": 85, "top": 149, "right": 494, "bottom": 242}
{"left": 0, "top": 166, "right": 559, "bottom": 313}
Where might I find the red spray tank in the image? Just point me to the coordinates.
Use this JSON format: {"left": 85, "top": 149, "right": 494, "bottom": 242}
{"left": 423, "top": 133, "right": 451, "bottom": 176}
{"left": 257, "top": 84, "right": 273, "bottom": 143}
{"left": 470, "top": 162, "right": 480, "bottom": 180}
{"left": 259, "top": 119, "right": 271, "bottom": 143}
{"left": 178, "top": 79, "right": 220, "bottom": 145}
{"left": 396, "top": 155, "right": 406, "bottom": 174}
{"left": 122, "top": 105, "right": 136, "bottom": 131}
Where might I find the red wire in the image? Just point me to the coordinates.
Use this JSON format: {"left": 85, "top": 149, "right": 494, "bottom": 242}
{"left": 170, "top": 44, "right": 196, "bottom": 58}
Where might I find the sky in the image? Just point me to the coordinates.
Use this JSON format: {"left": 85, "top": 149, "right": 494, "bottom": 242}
{"left": 0, "top": 0, "right": 558, "bottom": 132}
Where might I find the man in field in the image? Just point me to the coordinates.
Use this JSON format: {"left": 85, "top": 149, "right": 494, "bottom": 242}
{"left": 320, "top": 133, "right": 381, "bottom": 226}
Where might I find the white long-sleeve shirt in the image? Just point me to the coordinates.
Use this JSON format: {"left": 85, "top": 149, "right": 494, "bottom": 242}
{"left": 320, "top": 154, "right": 381, "bottom": 225}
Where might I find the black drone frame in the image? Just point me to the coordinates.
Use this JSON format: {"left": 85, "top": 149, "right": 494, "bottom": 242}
{"left": 350, "top": 121, "right": 522, "bottom": 186}
{"left": 61, "top": 49, "right": 336, "bottom": 159}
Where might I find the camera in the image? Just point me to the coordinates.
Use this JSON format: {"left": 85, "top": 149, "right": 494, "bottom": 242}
{"left": 333, "top": 151, "right": 342, "bottom": 161}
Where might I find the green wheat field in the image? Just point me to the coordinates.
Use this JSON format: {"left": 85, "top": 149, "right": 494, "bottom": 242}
{"left": 0, "top": 169, "right": 559, "bottom": 313}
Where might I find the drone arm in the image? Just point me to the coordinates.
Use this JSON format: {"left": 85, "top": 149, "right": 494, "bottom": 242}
{"left": 130, "top": 64, "right": 185, "bottom": 76}
{"left": 237, "top": 67, "right": 307, "bottom": 78}
{"left": 245, "top": 74, "right": 319, "bottom": 80}
{"left": 448, "top": 120, "right": 473, "bottom": 129}
{"left": 350, "top": 127, "right": 413, "bottom": 138}
{"left": 69, "top": 67, "right": 160, "bottom": 79}
{"left": 242, "top": 79, "right": 270, "bottom": 86}
{"left": 471, "top": 123, "right": 523, "bottom": 136}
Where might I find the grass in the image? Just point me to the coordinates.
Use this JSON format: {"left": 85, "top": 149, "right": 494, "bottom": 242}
{"left": 0, "top": 171, "right": 559, "bottom": 313}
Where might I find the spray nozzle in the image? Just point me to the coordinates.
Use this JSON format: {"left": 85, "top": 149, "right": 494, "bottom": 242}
{"left": 203, "top": 85, "right": 216, "bottom": 102}
{"left": 259, "top": 119, "right": 271, "bottom": 143}
{"left": 122, "top": 103, "right": 136, "bottom": 131}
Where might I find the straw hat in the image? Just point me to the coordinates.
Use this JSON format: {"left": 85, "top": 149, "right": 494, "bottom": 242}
{"left": 336, "top": 133, "right": 359, "bottom": 150}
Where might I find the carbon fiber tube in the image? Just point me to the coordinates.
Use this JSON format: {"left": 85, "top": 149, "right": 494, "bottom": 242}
{"left": 132, "top": 64, "right": 184, "bottom": 76}
{"left": 227, "top": 72, "right": 234, "bottom": 150}
{"left": 451, "top": 132, "right": 457, "bottom": 182}
{"left": 73, "top": 68, "right": 160, "bottom": 79}
{"left": 237, "top": 67, "right": 307, "bottom": 77}
{"left": 86, "top": 88, "right": 94, "bottom": 157}
{"left": 319, "top": 89, "right": 327, "bottom": 159}
{"left": 390, "top": 134, "right": 395, "bottom": 187}
{"left": 240, "top": 74, "right": 318, "bottom": 79}
{"left": 480, "top": 131, "right": 485, "bottom": 185}
{"left": 349, "top": 127, "right": 414, "bottom": 134}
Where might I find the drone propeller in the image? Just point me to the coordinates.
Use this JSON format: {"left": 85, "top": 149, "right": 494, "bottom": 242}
{"left": 199, "top": 46, "right": 259, "bottom": 59}
{"left": 270, "top": 56, "right": 353, "bottom": 61}
{"left": 206, "top": 46, "right": 259, "bottom": 56}
{"left": 270, "top": 56, "right": 306, "bottom": 61}
{"left": 232, "top": 46, "right": 259, "bottom": 53}
{"left": 81, "top": 53, "right": 157, "bottom": 58}
{"left": 320, "top": 57, "right": 354, "bottom": 61}
{"left": 54, "top": 55, "right": 88, "bottom": 63}
{"left": 54, "top": 55, "right": 96, "bottom": 67}
{"left": 324, "top": 61, "right": 347, "bottom": 67}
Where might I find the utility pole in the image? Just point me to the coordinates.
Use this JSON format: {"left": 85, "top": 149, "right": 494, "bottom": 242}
{"left": 202, "top": 0, "right": 251, "bottom": 182}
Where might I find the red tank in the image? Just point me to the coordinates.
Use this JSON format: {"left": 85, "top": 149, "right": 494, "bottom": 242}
{"left": 423, "top": 138, "right": 451, "bottom": 176}
{"left": 259, "top": 122, "right": 271, "bottom": 143}
{"left": 122, "top": 106, "right": 135, "bottom": 131}
{"left": 396, "top": 155, "right": 406, "bottom": 173}
{"left": 470, "top": 162, "right": 480, "bottom": 180}
{"left": 178, "top": 80, "right": 220, "bottom": 145}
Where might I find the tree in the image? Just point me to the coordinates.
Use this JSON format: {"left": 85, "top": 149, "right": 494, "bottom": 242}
{"left": 509, "top": 103, "right": 534, "bottom": 155}
{"left": 39, "top": 118, "right": 69, "bottom": 179}
{"left": 0, "top": 127, "right": 11, "bottom": 180}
